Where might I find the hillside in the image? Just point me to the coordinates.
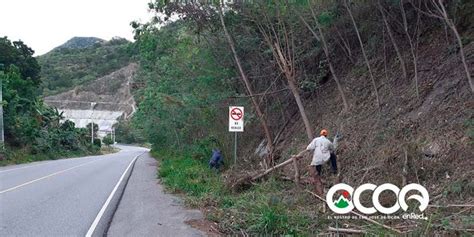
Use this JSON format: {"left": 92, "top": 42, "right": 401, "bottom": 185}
{"left": 278, "top": 32, "right": 473, "bottom": 204}
{"left": 44, "top": 63, "right": 137, "bottom": 115}
{"left": 37, "top": 37, "right": 135, "bottom": 95}
{"left": 44, "top": 63, "right": 138, "bottom": 138}
{"left": 126, "top": 1, "right": 473, "bottom": 235}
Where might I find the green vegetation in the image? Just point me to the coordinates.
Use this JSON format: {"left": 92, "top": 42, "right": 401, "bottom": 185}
{"left": 155, "top": 150, "right": 318, "bottom": 235}
{"left": 37, "top": 37, "right": 135, "bottom": 95}
{"left": 0, "top": 37, "right": 99, "bottom": 165}
{"left": 1, "top": 145, "right": 94, "bottom": 166}
{"left": 131, "top": 21, "right": 234, "bottom": 154}
{"left": 126, "top": 1, "right": 473, "bottom": 235}
{"left": 102, "top": 135, "right": 113, "bottom": 146}
{"left": 114, "top": 120, "right": 145, "bottom": 144}
{"left": 55, "top": 37, "right": 104, "bottom": 50}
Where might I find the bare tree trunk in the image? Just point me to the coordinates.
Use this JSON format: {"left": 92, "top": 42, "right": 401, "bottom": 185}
{"left": 292, "top": 156, "right": 300, "bottom": 185}
{"left": 402, "top": 148, "right": 408, "bottom": 186}
{"left": 274, "top": 43, "right": 314, "bottom": 141}
{"left": 258, "top": 9, "right": 314, "bottom": 141}
{"left": 383, "top": 28, "right": 390, "bottom": 83}
{"left": 400, "top": 0, "right": 420, "bottom": 98}
{"left": 412, "top": 0, "right": 473, "bottom": 92}
{"left": 303, "top": 8, "right": 349, "bottom": 111}
{"left": 344, "top": 0, "right": 381, "bottom": 108}
{"left": 335, "top": 28, "right": 355, "bottom": 64}
{"left": 218, "top": 3, "right": 275, "bottom": 164}
{"left": 378, "top": 1, "right": 407, "bottom": 80}
{"left": 435, "top": 0, "right": 473, "bottom": 92}
{"left": 443, "top": 21, "right": 450, "bottom": 45}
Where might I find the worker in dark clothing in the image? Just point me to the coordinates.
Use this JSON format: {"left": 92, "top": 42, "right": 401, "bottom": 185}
{"left": 209, "top": 149, "right": 224, "bottom": 170}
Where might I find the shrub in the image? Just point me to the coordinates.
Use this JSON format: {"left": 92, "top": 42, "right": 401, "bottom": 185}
{"left": 93, "top": 138, "right": 102, "bottom": 148}
{"left": 103, "top": 136, "right": 113, "bottom": 146}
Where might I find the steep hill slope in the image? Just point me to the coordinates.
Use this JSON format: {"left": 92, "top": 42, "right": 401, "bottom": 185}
{"left": 128, "top": 1, "right": 473, "bottom": 235}
{"left": 44, "top": 63, "right": 138, "bottom": 136}
{"left": 37, "top": 37, "right": 135, "bottom": 95}
{"left": 275, "top": 32, "right": 473, "bottom": 199}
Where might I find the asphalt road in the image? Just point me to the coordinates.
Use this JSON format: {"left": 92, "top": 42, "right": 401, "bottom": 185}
{"left": 108, "top": 152, "right": 204, "bottom": 237}
{"left": 0, "top": 145, "right": 148, "bottom": 236}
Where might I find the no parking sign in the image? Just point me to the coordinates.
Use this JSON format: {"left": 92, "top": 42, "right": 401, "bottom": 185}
{"left": 229, "top": 106, "right": 244, "bottom": 132}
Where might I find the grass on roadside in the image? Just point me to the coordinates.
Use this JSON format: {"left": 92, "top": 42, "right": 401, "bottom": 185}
{"left": 153, "top": 149, "right": 322, "bottom": 236}
{"left": 100, "top": 146, "right": 120, "bottom": 155}
{"left": 152, "top": 149, "right": 444, "bottom": 236}
{"left": 0, "top": 146, "right": 100, "bottom": 166}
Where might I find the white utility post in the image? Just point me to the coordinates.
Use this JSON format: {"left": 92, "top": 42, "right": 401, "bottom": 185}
{"left": 112, "top": 127, "right": 115, "bottom": 145}
{"left": 90, "top": 102, "right": 97, "bottom": 144}
{"left": 0, "top": 78, "right": 4, "bottom": 149}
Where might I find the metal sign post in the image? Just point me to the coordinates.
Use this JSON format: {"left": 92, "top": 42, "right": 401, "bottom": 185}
{"left": 234, "top": 132, "right": 237, "bottom": 165}
{"left": 229, "top": 106, "right": 244, "bottom": 165}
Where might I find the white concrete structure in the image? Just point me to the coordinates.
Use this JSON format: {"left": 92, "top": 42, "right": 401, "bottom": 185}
{"left": 59, "top": 109, "right": 124, "bottom": 138}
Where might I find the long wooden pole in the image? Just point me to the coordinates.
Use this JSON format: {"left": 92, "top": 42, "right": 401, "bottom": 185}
{"left": 251, "top": 157, "right": 296, "bottom": 181}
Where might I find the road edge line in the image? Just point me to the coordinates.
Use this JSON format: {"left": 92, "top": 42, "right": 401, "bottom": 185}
{"left": 85, "top": 152, "right": 143, "bottom": 237}
{"left": 0, "top": 148, "right": 125, "bottom": 174}
{"left": 102, "top": 150, "right": 140, "bottom": 235}
{"left": 0, "top": 159, "right": 99, "bottom": 194}
{"left": 0, "top": 162, "right": 54, "bottom": 174}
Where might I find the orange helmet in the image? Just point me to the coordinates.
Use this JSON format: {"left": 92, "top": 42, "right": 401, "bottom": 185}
{"left": 320, "top": 129, "right": 328, "bottom": 136}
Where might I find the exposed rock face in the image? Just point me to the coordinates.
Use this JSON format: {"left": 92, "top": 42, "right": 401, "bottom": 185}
{"left": 44, "top": 63, "right": 137, "bottom": 137}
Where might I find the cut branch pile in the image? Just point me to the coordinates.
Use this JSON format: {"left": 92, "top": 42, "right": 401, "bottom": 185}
{"left": 229, "top": 150, "right": 307, "bottom": 192}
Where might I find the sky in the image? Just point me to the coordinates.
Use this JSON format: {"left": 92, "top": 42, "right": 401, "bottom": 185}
{"left": 0, "top": 0, "right": 153, "bottom": 55}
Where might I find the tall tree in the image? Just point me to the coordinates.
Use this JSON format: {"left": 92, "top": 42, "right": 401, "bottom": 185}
{"left": 413, "top": 0, "right": 473, "bottom": 93}
{"left": 218, "top": 2, "right": 275, "bottom": 165}
{"left": 344, "top": 0, "right": 381, "bottom": 108}
{"left": 400, "top": 0, "right": 420, "bottom": 98}
{"left": 298, "top": 5, "right": 349, "bottom": 112}
{"left": 377, "top": 1, "right": 407, "bottom": 80}
{"left": 257, "top": 3, "right": 314, "bottom": 141}
{"left": 0, "top": 37, "right": 41, "bottom": 84}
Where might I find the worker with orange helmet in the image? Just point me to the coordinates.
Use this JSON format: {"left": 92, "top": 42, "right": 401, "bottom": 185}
{"left": 292, "top": 128, "right": 341, "bottom": 195}
{"left": 306, "top": 129, "right": 339, "bottom": 177}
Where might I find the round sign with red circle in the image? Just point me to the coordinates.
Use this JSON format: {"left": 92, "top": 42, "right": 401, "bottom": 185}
{"left": 230, "top": 108, "right": 243, "bottom": 120}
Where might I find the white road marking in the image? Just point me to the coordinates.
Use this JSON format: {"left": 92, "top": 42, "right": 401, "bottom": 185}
{"left": 85, "top": 153, "right": 143, "bottom": 237}
{"left": 0, "top": 155, "right": 104, "bottom": 174}
{"left": 0, "top": 161, "right": 54, "bottom": 174}
{"left": 0, "top": 159, "right": 100, "bottom": 194}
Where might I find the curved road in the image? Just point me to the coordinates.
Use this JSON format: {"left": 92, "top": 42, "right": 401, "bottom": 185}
{"left": 0, "top": 145, "right": 148, "bottom": 236}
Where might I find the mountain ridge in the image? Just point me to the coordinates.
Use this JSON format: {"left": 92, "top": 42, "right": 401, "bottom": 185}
{"left": 54, "top": 37, "right": 105, "bottom": 51}
{"left": 37, "top": 36, "right": 135, "bottom": 95}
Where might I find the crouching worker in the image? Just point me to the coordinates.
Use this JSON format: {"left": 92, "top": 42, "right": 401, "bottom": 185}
{"left": 209, "top": 149, "right": 224, "bottom": 170}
